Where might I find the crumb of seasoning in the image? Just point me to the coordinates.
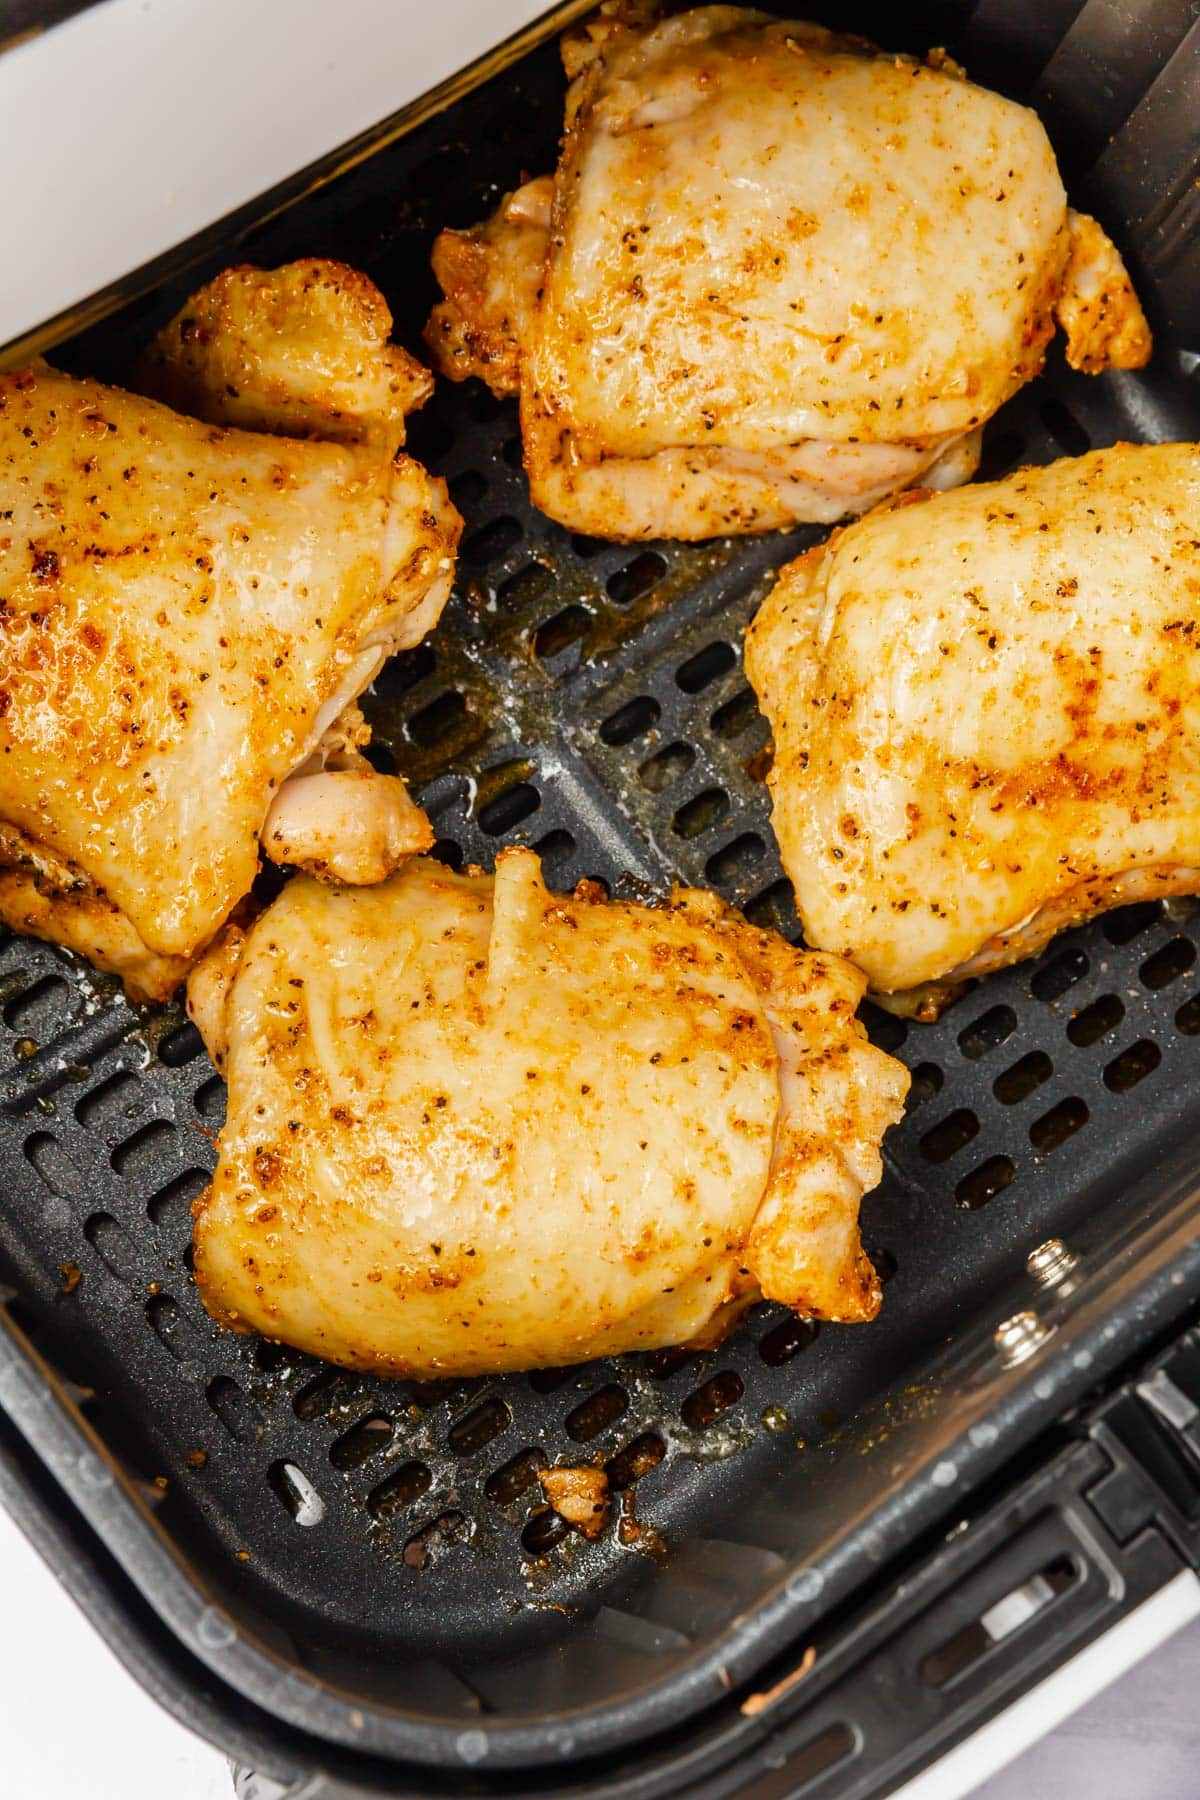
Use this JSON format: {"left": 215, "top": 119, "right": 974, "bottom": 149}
{"left": 14, "top": 1038, "right": 38, "bottom": 1061}
{"left": 186, "top": 1448, "right": 208, "bottom": 1470}
{"left": 540, "top": 1465, "right": 610, "bottom": 1540}
{"left": 760, "top": 1405, "right": 789, "bottom": 1434}
{"left": 58, "top": 1261, "right": 82, "bottom": 1294}
{"left": 154, "top": 1475, "right": 169, "bottom": 1491}
{"left": 236, "top": 1550, "right": 251, "bottom": 1562}
{"left": 147, "top": 1281, "right": 161, "bottom": 1296}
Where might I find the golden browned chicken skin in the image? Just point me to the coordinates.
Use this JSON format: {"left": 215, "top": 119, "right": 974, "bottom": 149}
{"left": 188, "top": 850, "right": 908, "bottom": 1377}
{"left": 0, "top": 265, "right": 458, "bottom": 1001}
{"left": 138, "top": 259, "right": 434, "bottom": 453}
{"left": 745, "top": 443, "right": 1200, "bottom": 1014}
{"left": 426, "top": 4, "right": 1150, "bottom": 541}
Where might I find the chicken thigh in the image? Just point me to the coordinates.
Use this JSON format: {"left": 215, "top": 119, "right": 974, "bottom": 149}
{"left": 744, "top": 443, "right": 1200, "bottom": 1013}
{"left": 0, "top": 273, "right": 458, "bottom": 1001}
{"left": 425, "top": 4, "right": 1150, "bottom": 541}
{"left": 188, "top": 850, "right": 907, "bottom": 1376}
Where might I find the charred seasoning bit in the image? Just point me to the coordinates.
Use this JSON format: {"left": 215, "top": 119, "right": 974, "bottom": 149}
{"left": 58, "top": 1260, "right": 83, "bottom": 1294}
{"left": 186, "top": 1448, "right": 209, "bottom": 1470}
{"left": 540, "top": 1465, "right": 610, "bottom": 1539}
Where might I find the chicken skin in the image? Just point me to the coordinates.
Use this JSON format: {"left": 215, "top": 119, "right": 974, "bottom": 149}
{"left": 0, "top": 268, "right": 458, "bottom": 1001}
{"left": 137, "top": 259, "right": 433, "bottom": 454}
{"left": 744, "top": 443, "right": 1200, "bottom": 1013}
{"left": 188, "top": 850, "right": 907, "bottom": 1377}
{"left": 425, "top": 4, "right": 1150, "bottom": 541}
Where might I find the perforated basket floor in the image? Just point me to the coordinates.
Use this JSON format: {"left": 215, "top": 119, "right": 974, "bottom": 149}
{"left": 5, "top": 0, "right": 1200, "bottom": 1763}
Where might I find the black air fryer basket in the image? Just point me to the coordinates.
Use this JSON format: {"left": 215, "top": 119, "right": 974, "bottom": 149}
{"left": 3, "top": 4, "right": 1200, "bottom": 1796}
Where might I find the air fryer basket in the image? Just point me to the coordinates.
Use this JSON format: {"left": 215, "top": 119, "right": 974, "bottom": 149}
{"left": 3, "top": 0, "right": 1200, "bottom": 1791}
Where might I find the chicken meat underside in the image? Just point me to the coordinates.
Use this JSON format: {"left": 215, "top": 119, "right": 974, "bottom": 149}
{"left": 744, "top": 442, "right": 1200, "bottom": 1007}
{"left": 425, "top": 5, "right": 1150, "bottom": 541}
{"left": 0, "top": 264, "right": 459, "bottom": 1001}
{"left": 188, "top": 850, "right": 908, "bottom": 1377}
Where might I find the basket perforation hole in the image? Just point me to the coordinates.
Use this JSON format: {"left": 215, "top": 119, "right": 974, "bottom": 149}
{"left": 111, "top": 1120, "right": 177, "bottom": 1181}
{"left": 905, "top": 1063, "right": 944, "bottom": 1113}
{"left": 743, "top": 879, "right": 795, "bottom": 936}
{"left": 993, "top": 1050, "right": 1053, "bottom": 1104}
{"left": 870, "top": 1247, "right": 899, "bottom": 1286}
{"left": 570, "top": 532, "right": 606, "bottom": 560}
{"left": 522, "top": 1507, "right": 570, "bottom": 1555}
{"left": 156, "top": 1022, "right": 204, "bottom": 1067}
{"left": 599, "top": 695, "right": 660, "bottom": 746}
{"left": 147, "top": 1168, "right": 209, "bottom": 1231}
{"left": 23, "top": 1131, "right": 79, "bottom": 1195}
{"left": 681, "top": 1370, "right": 744, "bottom": 1429}
{"left": 1039, "top": 398, "right": 1091, "bottom": 458}
{"left": 706, "top": 833, "right": 766, "bottom": 886}
{"left": 711, "top": 687, "right": 761, "bottom": 740}
{"left": 404, "top": 1510, "right": 471, "bottom": 1569}
{"left": 4, "top": 974, "right": 73, "bottom": 1035}
{"left": 330, "top": 1415, "right": 393, "bottom": 1471}
{"left": 501, "top": 433, "right": 523, "bottom": 467}
{"left": 432, "top": 838, "right": 464, "bottom": 871}
{"left": 485, "top": 1447, "right": 548, "bottom": 1507}
{"left": 293, "top": 1371, "right": 364, "bottom": 1422}
{"left": 145, "top": 1293, "right": 196, "bottom": 1361}
{"left": 531, "top": 829, "right": 576, "bottom": 873}
{"left": 642, "top": 1346, "right": 697, "bottom": 1380}
{"left": 448, "top": 469, "right": 486, "bottom": 512}
{"left": 955, "top": 1154, "right": 1016, "bottom": 1209}
{"left": 1140, "top": 937, "right": 1196, "bottom": 990}
{"left": 533, "top": 604, "right": 591, "bottom": 662}
{"left": 84, "top": 1212, "right": 139, "bottom": 1286}
{"left": 976, "top": 429, "right": 1025, "bottom": 482}
{"left": 758, "top": 1316, "right": 820, "bottom": 1367}
{"left": 638, "top": 741, "right": 695, "bottom": 794}
{"left": 1102, "top": 902, "right": 1162, "bottom": 946}
{"left": 675, "top": 641, "right": 736, "bottom": 694}
{"left": 497, "top": 560, "right": 554, "bottom": 612}
{"left": 462, "top": 514, "right": 522, "bottom": 568}
{"left": 957, "top": 1004, "right": 1017, "bottom": 1060}
{"left": 267, "top": 1460, "right": 326, "bottom": 1527}
{"left": 920, "top": 1108, "right": 980, "bottom": 1164}
{"left": 1030, "top": 1097, "right": 1089, "bottom": 1153}
{"left": 859, "top": 1002, "right": 908, "bottom": 1054}
{"left": 478, "top": 781, "right": 540, "bottom": 836}
{"left": 75, "top": 1072, "right": 143, "bottom": 1130}
{"left": 1067, "top": 994, "right": 1125, "bottom": 1047}
{"left": 368, "top": 1461, "right": 433, "bottom": 1523}
{"left": 606, "top": 1431, "right": 667, "bottom": 1489}
{"left": 406, "top": 689, "right": 469, "bottom": 751}
{"left": 207, "top": 1376, "right": 263, "bottom": 1443}
{"left": 607, "top": 551, "right": 666, "bottom": 606}
{"left": 372, "top": 640, "right": 436, "bottom": 704}
{"left": 1031, "top": 948, "right": 1089, "bottom": 1002}
{"left": 1176, "top": 993, "right": 1200, "bottom": 1035}
{"left": 566, "top": 1384, "right": 629, "bottom": 1442}
{"left": 1104, "top": 1038, "right": 1162, "bottom": 1093}
{"left": 194, "top": 1075, "right": 226, "bottom": 1121}
{"left": 528, "top": 1365, "right": 578, "bottom": 1394}
{"left": 448, "top": 1397, "right": 512, "bottom": 1457}
{"left": 672, "top": 787, "right": 730, "bottom": 840}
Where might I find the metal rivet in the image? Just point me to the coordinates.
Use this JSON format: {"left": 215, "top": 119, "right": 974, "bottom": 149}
{"left": 994, "top": 1309, "right": 1054, "bottom": 1367}
{"left": 1026, "top": 1238, "right": 1078, "bottom": 1287}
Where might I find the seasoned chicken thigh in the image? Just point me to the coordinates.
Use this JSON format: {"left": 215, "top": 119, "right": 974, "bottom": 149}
{"left": 744, "top": 443, "right": 1200, "bottom": 1012}
{"left": 426, "top": 5, "right": 1150, "bottom": 541}
{"left": 189, "top": 851, "right": 907, "bottom": 1376}
{"left": 138, "top": 259, "right": 433, "bottom": 454}
{"left": 0, "top": 279, "right": 458, "bottom": 1001}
